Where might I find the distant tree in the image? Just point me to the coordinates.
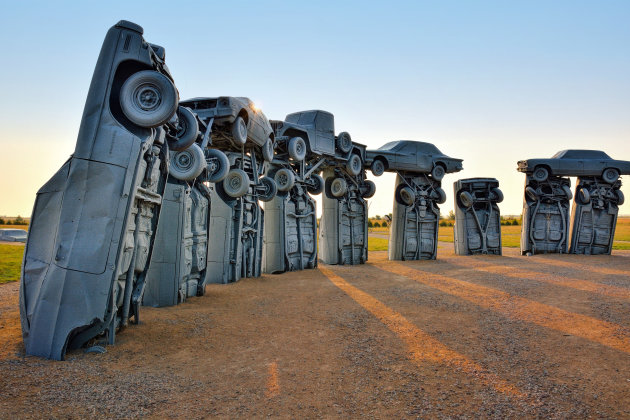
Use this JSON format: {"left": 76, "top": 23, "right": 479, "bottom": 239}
{"left": 381, "top": 221, "right": 388, "bottom": 228}
{"left": 367, "top": 220, "right": 373, "bottom": 227}
{"left": 14, "top": 215, "right": 27, "bottom": 225}
{"left": 448, "top": 210, "right": 455, "bottom": 220}
{"left": 375, "top": 215, "right": 381, "bottom": 220}
{"left": 5, "top": 220, "right": 12, "bottom": 225}
{"left": 512, "top": 219, "right": 519, "bottom": 226}
{"left": 373, "top": 222, "right": 381, "bottom": 227}
{"left": 388, "top": 213, "right": 392, "bottom": 219}
{"left": 0, "top": 218, "right": 5, "bottom": 225}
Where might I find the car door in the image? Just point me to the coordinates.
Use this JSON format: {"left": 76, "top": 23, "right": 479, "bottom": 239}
{"left": 415, "top": 146, "right": 433, "bottom": 172}
{"left": 315, "top": 112, "right": 335, "bottom": 156}
{"left": 395, "top": 144, "right": 417, "bottom": 170}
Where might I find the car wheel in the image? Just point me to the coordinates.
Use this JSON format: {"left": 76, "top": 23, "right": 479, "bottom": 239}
{"left": 205, "top": 148, "right": 230, "bottom": 182}
{"left": 561, "top": 185, "right": 573, "bottom": 200}
{"left": 274, "top": 168, "right": 295, "bottom": 192}
{"left": 371, "top": 159, "right": 385, "bottom": 177}
{"left": 262, "top": 138, "right": 274, "bottom": 162}
{"left": 577, "top": 187, "right": 590, "bottom": 205}
{"left": 491, "top": 187, "right": 504, "bottom": 203}
{"left": 434, "top": 187, "right": 447, "bottom": 204}
{"left": 397, "top": 186, "right": 416, "bottom": 206}
{"left": 222, "top": 168, "right": 250, "bottom": 198}
{"left": 120, "top": 70, "right": 178, "bottom": 128}
{"left": 288, "top": 137, "right": 306, "bottom": 161}
{"left": 257, "top": 176, "right": 277, "bottom": 202}
{"left": 330, "top": 178, "right": 348, "bottom": 198}
{"left": 616, "top": 189, "right": 625, "bottom": 206}
{"left": 431, "top": 164, "right": 445, "bottom": 181}
{"left": 532, "top": 166, "right": 549, "bottom": 182}
{"left": 336, "top": 132, "right": 352, "bottom": 153}
{"left": 362, "top": 180, "right": 376, "bottom": 198}
{"left": 602, "top": 168, "right": 620, "bottom": 184}
{"left": 169, "top": 144, "right": 205, "bottom": 181}
{"left": 168, "top": 106, "right": 199, "bottom": 151}
{"left": 231, "top": 116, "right": 247, "bottom": 145}
{"left": 459, "top": 190, "right": 473, "bottom": 208}
{"left": 346, "top": 154, "right": 362, "bottom": 176}
{"left": 307, "top": 174, "right": 324, "bottom": 195}
{"left": 525, "top": 186, "right": 538, "bottom": 202}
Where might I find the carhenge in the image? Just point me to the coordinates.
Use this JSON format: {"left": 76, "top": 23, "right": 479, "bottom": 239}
{"left": 19, "top": 21, "right": 192, "bottom": 359}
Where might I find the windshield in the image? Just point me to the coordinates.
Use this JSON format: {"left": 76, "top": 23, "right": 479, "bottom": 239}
{"left": 3, "top": 230, "right": 26, "bottom": 237}
{"left": 552, "top": 150, "right": 611, "bottom": 159}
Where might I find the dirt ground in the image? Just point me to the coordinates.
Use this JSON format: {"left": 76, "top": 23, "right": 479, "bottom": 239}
{"left": 1, "top": 245, "right": 629, "bottom": 419}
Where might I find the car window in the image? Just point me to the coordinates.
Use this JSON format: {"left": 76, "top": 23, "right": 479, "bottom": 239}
{"left": 314, "top": 112, "right": 333, "bottom": 132}
{"left": 378, "top": 141, "right": 400, "bottom": 151}
{"left": 298, "top": 113, "right": 316, "bottom": 125}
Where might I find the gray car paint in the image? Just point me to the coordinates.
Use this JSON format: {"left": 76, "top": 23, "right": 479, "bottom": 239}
{"left": 19, "top": 21, "right": 178, "bottom": 360}
{"left": 453, "top": 178, "right": 502, "bottom": 256}
{"left": 517, "top": 149, "right": 630, "bottom": 178}
{"left": 366, "top": 140, "right": 463, "bottom": 173}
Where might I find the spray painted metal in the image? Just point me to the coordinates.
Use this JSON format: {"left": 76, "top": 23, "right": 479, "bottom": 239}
{"left": 365, "top": 140, "right": 461, "bottom": 261}
{"left": 570, "top": 177, "right": 624, "bottom": 255}
{"left": 143, "top": 180, "right": 211, "bottom": 306}
{"left": 262, "top": 167, "right": 318, "bottom": 273}
{"left": 388, "top": 173, "right": 447, "bottom": 260}
{"left": 19, "top": 21, "right": 185, "bottom": 359}
{"left": 270, "top": 111, "right": 374, "bottom": 266}
{"left": 453, "top": 178, "right": 503, "bottom": 255}
{"left": 319, "top": 167, "right": 371, "bottom": 265}
{"left": 517, "top": 149, "right": 630, "bottom": 255}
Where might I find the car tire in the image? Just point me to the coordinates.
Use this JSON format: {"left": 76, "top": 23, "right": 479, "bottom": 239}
{"left": 602, "top": 168, "right": 620, "bottom": 184}
{"left": 205, "top": 148, "right": 230, "bottom": 182}
{"left": 397, "top": 186, "right": 416, "bottom": 206}
{"left": 491, "top": 187, "right": 504, "bottom": 203}
{"left": 231, "top": 116, "right": 247, "bottom": 145}
{"left": 577, "top": 187, "right": 591, "bottom": 205}
{"left": 616, "top": 189, "right": 625, "bottom": 206}
{"left": 288, "top": 137, "right": 307, "bottom": 161}
{"left": 431, "top": 164, "right": 445, "bottom": 181}
{"left": 435, "top": 187, "right": 447, "bottom": 204}
{"left": 257, "top": 176, "right": 277, "bottom": 202}
{"left": 336, "top": 132, "right": 352, "bottom": 153}
{"left": 330, "top": 178, "right": 348, "bottom": 198}
{"left": 307, "top": 174, "right": 324, "bottom": 195}
{"left": 371, "top": 159, "right": 385, "bottom": 177}
{"left": 525, "top": 186, "right": 538, "bottom": 202}
{"left": 169, "top": 143, "right": 206, "bottom": 181}
{"left": 459, "top": 191, "right": 474, "bottom": 208}
{"left": 262, "top": 138, "right": 274, "bottom": 162}
{"left": 274, "top": 168, "right": 295, "bottom": 192}
{"left": 168, "top": 106, "right": 199, "bottom": 151}
{"left": 362, "top": 180, "right": 376, "bottom": 198}
{"left": 222, "top": 168, "right": 250, "bottom": 198}
{"left": 532, "top": 166, "right": 549, "bottom": 182}
{"left": 346, "top": 154, "right": 362, "bottom": 176}
{"left": 120, "top": 70, "right": 178, "bottom": 128}
{"left": 561, "top": 185, "right": 573, "bottom": 200}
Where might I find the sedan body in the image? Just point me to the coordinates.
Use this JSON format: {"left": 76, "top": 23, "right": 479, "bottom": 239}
{"left": 366, "top": 140, "right": 463, "bottom": 173}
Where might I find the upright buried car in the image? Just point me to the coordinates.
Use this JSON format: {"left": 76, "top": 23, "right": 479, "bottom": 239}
{"left": 20, "top": 21, "right": 185, "bottom": 359}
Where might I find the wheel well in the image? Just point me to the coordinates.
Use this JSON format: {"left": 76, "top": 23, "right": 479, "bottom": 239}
{"left": 237, "top": 109, "right": 249, "bottom": 125}
{"left": 283, "top": 128, "right": 310, "bottom": 151}
{"left": 351, "top": 147, "right": 364, "bottom": 162}
{"left": 374, "top": 156, "right": 388, "bottom": 169}
{"left": 534, "top": 164, "right": 552, "bottom": 175}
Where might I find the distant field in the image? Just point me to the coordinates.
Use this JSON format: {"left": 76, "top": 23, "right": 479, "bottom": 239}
{"left": 0, "top": 225, "right": 28, "bottom": 230}
{"left": 0, "top": 244, "right": 23, "bottom": 284}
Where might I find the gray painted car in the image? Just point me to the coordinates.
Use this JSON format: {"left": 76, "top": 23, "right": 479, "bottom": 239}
{"left": 180, "top": 96, "right": 274, "bottom": 161}
{"left": 0, "top": 229, "right": 27, "bottom": 243}
{"left": 366, "top": 140, "right": 463, "bottom": 180}
{"left": 20, "top": 21, "right": 181, "bottom": 360}
{"left": 517, "top": 150, "right": 630, "bottom": 184}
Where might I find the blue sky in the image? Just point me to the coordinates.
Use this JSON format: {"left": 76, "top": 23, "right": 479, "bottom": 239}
{"left": 0, "top": 0, "right": 628, "bottom": 217}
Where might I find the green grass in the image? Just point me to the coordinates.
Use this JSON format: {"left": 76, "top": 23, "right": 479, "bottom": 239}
{"left": 368, "top": 237, "right": 389, "bottom": 251}
{"left": 0, "top": 244, "right": 24, "bottom": 284}
{"left": 0, "top": 224, "right": 28, "bottom": 230}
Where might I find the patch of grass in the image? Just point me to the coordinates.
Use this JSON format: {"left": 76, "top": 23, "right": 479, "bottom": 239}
{"left": 613, "top": 217, "right": 630, "bottom": 242}
{"left": 0, "top": 244, "right": 24, "bottom": 284}
{"left": 0, "top": 225, "right": 28, "bottom": 230}
{"left": 368, "top": 237, "right": 389, "bottom": 251}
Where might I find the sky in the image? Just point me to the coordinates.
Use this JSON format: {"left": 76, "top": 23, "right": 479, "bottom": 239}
{"left": 0, "top": 0, "right": 628, "bottom": 218}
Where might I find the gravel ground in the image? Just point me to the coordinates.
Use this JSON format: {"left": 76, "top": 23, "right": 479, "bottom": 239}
{"left": 0, "top": 246, "right": 629, "bottom": 418}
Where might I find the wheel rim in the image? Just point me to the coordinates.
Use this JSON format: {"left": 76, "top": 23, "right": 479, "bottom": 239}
{"left": 236, "top": 119, "right": 247, "bottom": 140}
{"left": 174, "top": 151, "right": 193, "bottom": 171}
{"left": 332, "top": 181, "right": 342, "bottom": 194}
{"left": 434, "top": 167, "right": 444, "bottom": 178}
{"left": 375, "top": 161, "right": 383, "bottom": 174}
{"left": 176, "top": 113, "right": 188, "bottom": 137}
{"left": 278, "top": 173, "right": 288, "bottom": 186}
{"left": 133, "top": 83, "right": 161, "bottom": 112}
{"left": 207, "top": 159, "right": 219, "bottom": 175}
{"left": 534, "top": 168, "right": 546, "bottom": 180}
{"left": 229, "top": 174, "right": 242, "bottom": 189}
{"left": 352, "top": 157, "right": 360, "bottom": 172}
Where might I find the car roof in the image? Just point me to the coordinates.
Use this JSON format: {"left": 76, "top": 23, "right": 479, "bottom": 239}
{"left": 0, "top": 229, "right": 26, "bottom": 234}
{"left": 551, "top": 149, "right": 611, "bottom": 159}
{"left": 378, "top": 140, "right": 442, "bottom": 153}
